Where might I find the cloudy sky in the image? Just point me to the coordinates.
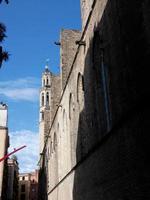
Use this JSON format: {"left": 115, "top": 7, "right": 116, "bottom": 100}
{"left": 0, "top": 0, "right": 81, "bottom": 172}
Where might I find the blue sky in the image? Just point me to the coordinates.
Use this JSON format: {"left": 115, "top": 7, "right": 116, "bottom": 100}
{"left": 0, "top": 0, "right": 81, "bottom": 172}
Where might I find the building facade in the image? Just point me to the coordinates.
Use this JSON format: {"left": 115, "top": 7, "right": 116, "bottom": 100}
{"left": 7, "top": 156, "right": 19, "bottom": 200}
{"left": 0, "top": 102, "right": 9, "bottom": 200}
{"left": 18, "top": 170, "right": 38, "bottom": 200}
{"left": 39, "top": 0, "right": 150, "bottom": 199}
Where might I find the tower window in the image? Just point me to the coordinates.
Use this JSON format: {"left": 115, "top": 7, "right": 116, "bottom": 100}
{"left": 42, "top": 93, "right": 44, "bottom": 106}
{"left": 46, "top": 92, "right": 49, "bottom": 106}
{"left": 41, "top": 112, "right": 44, "bottom": 120}
{"left": 46, "top": 77, "right": 49, "bottom": 85}
{"left": 43, "top": 79, "right": 45, "bottom": 86}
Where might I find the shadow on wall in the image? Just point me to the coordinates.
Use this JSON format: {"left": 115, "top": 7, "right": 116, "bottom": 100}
{"left": 73, "top": 0, "right": 150, "bottom": 199}
{"left": 38, "top": 158, "right": 48, "bottom": 200}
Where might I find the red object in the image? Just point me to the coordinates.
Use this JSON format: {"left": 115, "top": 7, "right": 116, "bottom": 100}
{"left": 0, "top": 145, "right": 26, "bottom": 162}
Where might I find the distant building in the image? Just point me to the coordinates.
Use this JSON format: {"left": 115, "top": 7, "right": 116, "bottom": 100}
{"left": 7, "top": 156, "right": 19, "bottom": 200}
{"left": 0, "top": 102, "right": 9, "bottom": 200}
{"left": 18, "top": 170, "right": 38, "bottom": 200}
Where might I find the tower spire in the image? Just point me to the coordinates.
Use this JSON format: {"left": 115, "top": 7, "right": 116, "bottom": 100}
{"left": 45, "top": 58, "right": 50, "bottom": 72}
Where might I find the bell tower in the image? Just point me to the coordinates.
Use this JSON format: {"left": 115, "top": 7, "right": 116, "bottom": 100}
{"left": 39, "top": 64, "right": 51, "bottom": 154}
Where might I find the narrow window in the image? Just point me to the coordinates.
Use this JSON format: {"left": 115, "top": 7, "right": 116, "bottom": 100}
{"left": 46, "top": 92, "right": 49, "bottom": 106}
{"left": 101, "top": 49, "right": 111, "bottom": 131}
{"left": 42, "top": 93, "right": 44, "bottom": 106}
{"left": 77, "top": 73, "right": 84, "bottom": 111}
{"left": 46, "top": 77, "right": 49, "bottom": 85}
{"left": 93, "top": 31, "right": 112, "bottom": 132}
{"left": 54, "top": 133, "right": 57, "bottom": 152}
{"left": 69, "top": 93, "right": 72, "bottom": 120}
{"left": 50, "top": 140, "right": 53, "bottom": 154}
{"left": 41, "top": 112, "right": 44, "bottom": 120}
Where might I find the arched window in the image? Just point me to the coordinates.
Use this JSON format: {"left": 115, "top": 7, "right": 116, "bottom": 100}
{"left": 77, "top": 73, "right": 84, "bottom": 110}
{"left": 69, "top": 93, "right": 74, "bottom": 120}
{"left": 69, "top": 93, "right": 72, "bottom": 120}
{"left": 46, "top": 92, "right": 49, "bottom": 106}
{"left": 93, "top": 30, "right": 111, "bottom": 131}
{"left": 46, "top": 77, "right": 49, "bottom": 85}
{"left": 43, "top": 79, "right": 45, "bottom": 86}
{"left": 41, "top": 93, "right": 44, "bottom": 106}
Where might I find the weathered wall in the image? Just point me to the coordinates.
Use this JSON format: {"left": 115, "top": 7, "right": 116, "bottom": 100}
{"left": 80, "top": 0, "right": 94, "bottom": 29}
{"left": 73, "top": 0, "right": 150, "bottom": 199}
{"left": 60, "top": 29, "right": 81, "bottom": 90}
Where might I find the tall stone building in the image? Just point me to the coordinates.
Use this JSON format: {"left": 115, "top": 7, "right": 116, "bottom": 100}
{"left": 39, "top": 0, "right": 150, "bottom": 199}
{"left": 0, "top": 102, "right": 9, "bottom": 200}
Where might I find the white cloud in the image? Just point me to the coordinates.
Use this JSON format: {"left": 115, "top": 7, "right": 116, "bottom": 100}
{"left": 0, "top": 77, "right": 40, "bottom": 102}
{"left": 0, "top": 88, "right": 39, "bottom": 102}
{"left": 9, "top": 130, "right": 39, "bottom": 173}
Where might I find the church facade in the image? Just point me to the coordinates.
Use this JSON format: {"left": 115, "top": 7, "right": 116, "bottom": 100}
{"left": 39, "top": 0, "right": 150, "bottom": 199}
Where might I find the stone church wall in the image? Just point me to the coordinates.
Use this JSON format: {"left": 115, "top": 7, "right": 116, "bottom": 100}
{"left": 40, "top": 0, "right": 150, "bottom": 199}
